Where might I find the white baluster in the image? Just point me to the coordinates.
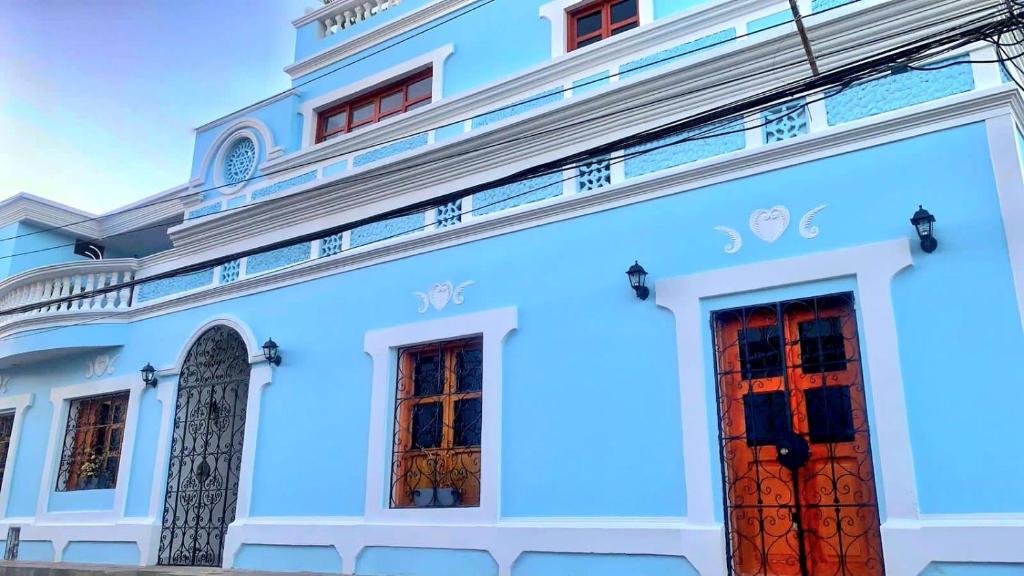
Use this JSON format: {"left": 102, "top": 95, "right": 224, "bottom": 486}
{"left": 118, "top": 271, "right": 133, "bottom": 309}
{"left": 58, "top": 276, "right": 70, "bottom": 311}
{"left": 92, "top": 273, "right": 107, "bottom": 309}
{"left": 71, "top": 275, "right": 83, "bottom": 310}
{"left": 342, "top": 9, "right": 353, "bottom": 28}
{"left": 82, "top": 274, "right": 95, "bottom": 310}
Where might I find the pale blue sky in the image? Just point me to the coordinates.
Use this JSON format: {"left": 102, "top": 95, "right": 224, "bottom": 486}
{"left": 1, "top": 0, "right": 310, "bottom": 213}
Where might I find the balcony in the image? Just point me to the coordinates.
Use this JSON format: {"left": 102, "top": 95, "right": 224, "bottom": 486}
{"left": 0, "top": 259, "right": 139, "bottom": 329}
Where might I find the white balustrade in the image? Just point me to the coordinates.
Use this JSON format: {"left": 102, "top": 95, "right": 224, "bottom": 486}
{"left": 0, "top": 259, "right": 140, "bottom": 328}
{"left": 320, "top": 0, "right": 402, "bottom": 37}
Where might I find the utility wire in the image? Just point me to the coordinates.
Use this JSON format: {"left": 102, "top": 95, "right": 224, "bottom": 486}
{"left": 0, "top": 0, "right": 996, "bottom": 265}
{"left": 0, "top": 0, "right": 875, "bottom": 245}
{"left": 0, "top": 3, "right": 1016, "bottom": 321}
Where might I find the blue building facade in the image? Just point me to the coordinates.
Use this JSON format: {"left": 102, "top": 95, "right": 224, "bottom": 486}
{"left": 1, "top": 0, "right": 1024, "bottom": 574}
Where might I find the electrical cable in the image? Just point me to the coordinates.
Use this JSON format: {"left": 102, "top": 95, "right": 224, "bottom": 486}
{"left": 0, "top": 0, "right": 881, "bottom": 244}
{"left": 1, "top": 5, "right": 1016, "bottom": 322}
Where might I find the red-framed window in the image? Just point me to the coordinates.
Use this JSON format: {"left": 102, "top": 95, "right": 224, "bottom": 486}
{"left": 568, "top": 0, "right": 639, "bottom": 52}
{"left": 316, "top": 68, "right": 433, "bottom": 143}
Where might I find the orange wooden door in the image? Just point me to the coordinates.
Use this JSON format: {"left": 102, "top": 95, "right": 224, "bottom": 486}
{"left": 712, "top": 294, "right": 884, "bottom": 576}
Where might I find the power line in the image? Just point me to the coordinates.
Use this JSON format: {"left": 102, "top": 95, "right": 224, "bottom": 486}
{"left": 0, "top": 0, "right": 874, "bottom": 245}
{"left": 0, "top": 0, "right": 990, "bottom": 266}
{"left": 1, "top": 3, "right": 1015, "bottom": 322}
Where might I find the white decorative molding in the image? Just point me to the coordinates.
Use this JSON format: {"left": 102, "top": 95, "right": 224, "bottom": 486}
{"left": 3, "top": 87, "right": 1017, "bottom": 342}
{"left": 986, "top": 115, "right": 1024, "bottom": 332}
{"left": 190, "top": 118, "right": 281, "bottom": 189}
{"left": 656, "top": 239, "right": 918, "bottom": 575}
{"left": 363, "top": 308, "right": 517, "bottom": 525}
{"left": 167, "top": 0, "right": 994, "bottom": 255}
{"left": 286, "top": 0, "right": 473, "bottom": 79}
{"left": 0, "top": 375, "right": 9, "bottom": 395}
{"left": 712, "top": 226, "right": 743, "bottom": 254}
{"left": 749, "top": 205, "right": 790, "bottom": 242}
{"left": 798, "top": 204, "right": 828, "bottom": 239}
{"left": 0, "top": 393, "right": 33, "bottom": 520}
{"left": 298, "top": 44, "right": 454, "bottom": 148}
{"left": 84, "top": 353, "right": 119, "bottom": 379}
{"left": 413, "top": 280, "right": 474, "bottom": 313}
{"left": 36, "top": 375, "right": 146, "bottom": 525}
{"left": 223, "top": 516, "right": 723, "bottom": 576}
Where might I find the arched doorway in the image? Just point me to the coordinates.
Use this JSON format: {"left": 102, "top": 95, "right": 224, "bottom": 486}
{"left": 157, "top": 325, "right": 251, "bottom": 567}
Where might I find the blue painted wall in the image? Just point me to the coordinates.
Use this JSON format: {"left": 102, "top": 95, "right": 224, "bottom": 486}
{"left": 3, "top": 123, "right": 1023, "bottom": 532}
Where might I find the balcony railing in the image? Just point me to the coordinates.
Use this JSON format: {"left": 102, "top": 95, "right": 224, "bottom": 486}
{"left": 319, "top": 0, "right": 402, "bottom": 37}
{"left": 0, "top": 259, "right": 139, "bottom": 327}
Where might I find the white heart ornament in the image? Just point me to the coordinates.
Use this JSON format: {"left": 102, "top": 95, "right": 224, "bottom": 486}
{"left": 429, "top": 282, "right": 453, "bottom": 310}
{"left": 749, "top": 206, "right": 790, "bottom": 243}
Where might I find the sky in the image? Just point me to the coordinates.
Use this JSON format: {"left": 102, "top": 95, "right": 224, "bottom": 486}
{"left": 0, "top": 0, "right": 310, "bottom": 214}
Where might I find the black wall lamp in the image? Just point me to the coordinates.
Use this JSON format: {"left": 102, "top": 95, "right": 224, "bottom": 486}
{"left": 626, "top": 261, "right": 650, "bottom": 300}
{"left": 910, "top": 205, "right": 938, "bottom": 253}
{"left": 140, "top": 362, "right": 158, "bottom": 387}
{"left": 262, "top": 338, "right": 282, "bottom": 366}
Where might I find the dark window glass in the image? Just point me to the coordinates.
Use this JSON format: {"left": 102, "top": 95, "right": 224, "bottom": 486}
{"left": 576, "top": 36, "right": 603, "bottom": 48}
{"left": 454, "top": 398, "right": 482, "bottom": 447}
{"left": 350, "top": 101, "right": 375, "bottom": 125}
{"left": 799, "top": 317, "right": 848, "bottom": 374}
{"left": 411, "top": 402, "right": 442, "bottom": 449}
{"left": 413, "top": 351, "right": 443, "bottom": 396}
{"left": 743, "top": 391, "right": 790, "bottom": 447}
{"left": 407, "top": 77, "right": 432, "bottom": 101}
{"left": 738, "top": 325, "right": 783, "bottom": 380}
{"left": 611, "top": 0, "right": 637, "bottom": 23}
{"left": 805, "top": 386, "right": 855, "bottom": 443}
{"left": 575, "top": 11, "right": 602, "bottom": 36}
{"left": 456, "top": 348, "right": 482, "bottom": 392}
{"left": 610, "top": 21, "right": 638, "bottom": 35}
{"left": 380, "top": 90, "right": 404, "bottom": 114}
{"left": 324, "top": 112, "right": 346, "bottom": 133}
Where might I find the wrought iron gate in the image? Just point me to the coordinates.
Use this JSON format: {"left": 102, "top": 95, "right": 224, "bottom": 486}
{"left": 158, "top": 325, "right": 250, "bottom": 567}
{"left": 711, "top": 293, "right": 885, "bottom": 576}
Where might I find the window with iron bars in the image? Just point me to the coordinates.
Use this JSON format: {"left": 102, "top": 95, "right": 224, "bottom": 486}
{"left": 0, "top": 412, "right": 14, "bottom": 491}
{"left": 56, "top": 391, "right": 129, "bottom": 491}
{"left": 390, "top": 337, "right": 483, "bottom": 508}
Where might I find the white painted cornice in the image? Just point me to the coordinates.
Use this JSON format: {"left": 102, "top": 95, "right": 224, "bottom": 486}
{"left": 161, "top": 0, "right": 998, "bottom": 265}
{"left": 285, "top": 0, "right": 475, "bottom": 79}
{"left": 0, "top": 193, "right": 101, "bottom": 238}
{"left": 275, "top": 0, "right": 785, "bottom": 170}
{"left": 2, "top": 86, "right": 1017, "bottom": 340}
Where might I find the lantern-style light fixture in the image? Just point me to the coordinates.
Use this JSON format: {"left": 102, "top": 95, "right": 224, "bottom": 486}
{"left": 140, "top": 362, "right": 158, "bottom": 387}
{"left": 262, "top": 338, "right": 282, "bottom": 366}
{"left": 910, "top": 205, "right": 937, "bottom": 253}
{"left": 626, "top": 261, "right": 650, "bottom": 300}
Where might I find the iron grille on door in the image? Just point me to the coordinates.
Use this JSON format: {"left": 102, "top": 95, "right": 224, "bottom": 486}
{"left": 711, "top": 293, "right": 885, "bottom": 576}
{"left": 158, "top": 326, "right": 250, "bottom": 567}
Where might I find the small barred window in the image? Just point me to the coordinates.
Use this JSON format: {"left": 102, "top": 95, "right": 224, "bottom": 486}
{"left": 390, "top": 337, "right": 483, "bottom": 508}
{"left": 0, "top": 412, "right": 14, "bottom": 490}
{"left": 56, "top": 391, "right": 129, "bottom": 491}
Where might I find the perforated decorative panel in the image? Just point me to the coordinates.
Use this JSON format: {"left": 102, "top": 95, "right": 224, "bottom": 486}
{"left": 320, "top": 233, "right": 344, "bottom": 257}
{"left": 223, "top": 138, "right": 257, "bottom": 185}
{"left": 762, "top": 100, "right": 809, "bottom": 144}
{"left": 219, "top": 260, "right": 241, "bottom": 284}
{"left": 577, "top": 156, "right": 611, "bottom": 193}
{"left": 435, "top": 200, "right": 462, "bottom": 228}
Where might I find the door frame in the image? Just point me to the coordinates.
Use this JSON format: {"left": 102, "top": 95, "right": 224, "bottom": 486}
{"left": 656, "top": 238, "right": 917, "bottom": 575}
{"left": 145, "top": 315, "right": 273, "bottom": 566}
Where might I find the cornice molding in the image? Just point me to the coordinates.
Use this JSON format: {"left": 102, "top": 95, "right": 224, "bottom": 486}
{"left": 161, "top": 0, "right": 996, "bottom": 266}
{"left": 0, "top": 193, "right": 102, "bottom": 239}
{"left": 5, "top": 86, "right": 1017, "bottom": 340}
{"left": 285, "top": 0, "right": 475, "bottom": 80}
{"left": 275, "top": 0, "right": 783, "bottom": 170}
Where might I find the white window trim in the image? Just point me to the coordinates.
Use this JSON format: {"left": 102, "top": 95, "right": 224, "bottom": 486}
{"left": 987, "top": 115, "right": 1024, "bottom": 333}
{"left": 299, "top": 44, "right": 455, "bottom": 149}
{"left": 363, "top": 307, "right": 517, "bottom": 524}
{"left": 540, "top": 0, "right": 654, "bottom": 59}
{"left": 0, "top": 393, "right": 33, "bottom": 520}
{"left": 656, "top": 238, "right": 918, "bottom": 575}
{"left": 36, "top": 374, "right": 145, "bottom": 525}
